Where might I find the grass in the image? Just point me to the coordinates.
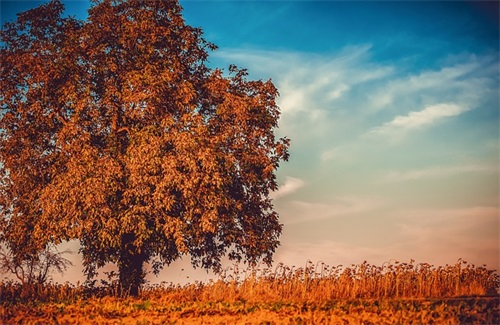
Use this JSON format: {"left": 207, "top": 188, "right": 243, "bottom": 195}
{"left": 1, "top": 259, "right": 499, "bottom": 324}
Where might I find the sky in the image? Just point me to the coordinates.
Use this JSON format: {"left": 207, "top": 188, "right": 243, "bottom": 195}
{"left": 1, "top": 0, "right": 499, "bottom": 285}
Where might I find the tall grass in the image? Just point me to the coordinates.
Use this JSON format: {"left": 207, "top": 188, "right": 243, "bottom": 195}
{"left": 142, "top": 259, "right": 499, "bottom": 304}
{"left": 1, "top": 259, "right": 498, "bottom": 305}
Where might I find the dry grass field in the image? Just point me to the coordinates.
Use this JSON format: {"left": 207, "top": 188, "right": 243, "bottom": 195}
{"left": 1, "top": 259, "right": 499, "bottom": 324}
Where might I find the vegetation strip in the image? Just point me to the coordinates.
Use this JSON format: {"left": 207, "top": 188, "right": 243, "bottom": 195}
{"left": 2, "top": 260, "right": 499, "bottom": 324}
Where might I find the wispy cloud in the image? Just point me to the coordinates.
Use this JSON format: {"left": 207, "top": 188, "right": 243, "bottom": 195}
{"left": 271, "top": 176, "right": 305, "bottom": 200}
{"left": 320, "top": 147, "right": 338, "bottom": 162}
{"left": 280, "top": 196, "right": 384, "bottom": 225}
{"left": 370, "top": 103, "right": 469, "bottom": 136}
{"left": 380, "top": 163, "right": 498, "bottom": 183}
{"left": 367, "top": 58, "right": 497, "bottom": 112}
{"left": 275, "top": 205, "right": 499, "bottom": 269}
{"left": 274, "top": 240, "right": 389, "bottom": 268}
{"left": 391, "top": 206, "right": 499, "bottom": 268}
{"left": 215, "top": 47, "right": 497, "bottom": 147}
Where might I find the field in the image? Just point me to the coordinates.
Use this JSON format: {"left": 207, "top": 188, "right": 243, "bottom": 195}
{"left": 1, "top": 260, "right": 499, "bottom": 324}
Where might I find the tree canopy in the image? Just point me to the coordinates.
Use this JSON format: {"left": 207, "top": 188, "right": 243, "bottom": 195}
{"left": 0, "top": 0, "right": 289, "bottom": 295}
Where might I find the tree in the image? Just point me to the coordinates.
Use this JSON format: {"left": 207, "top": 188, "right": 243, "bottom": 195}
{"left": 0, "top": 244, "right": 73, "bottom": 286}
{"left": 0, "top": 0, "right": 289, "bottom": 296}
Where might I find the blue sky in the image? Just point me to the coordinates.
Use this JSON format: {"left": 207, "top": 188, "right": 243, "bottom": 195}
{"left": 1, "top": 1, "right": 498, "bottom": 283}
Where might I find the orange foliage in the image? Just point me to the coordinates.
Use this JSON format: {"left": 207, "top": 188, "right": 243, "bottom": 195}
{"left": 0, "top": 0, "right": 289, "bottom": 296}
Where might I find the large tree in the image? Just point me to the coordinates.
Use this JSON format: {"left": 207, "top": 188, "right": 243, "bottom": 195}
{"left": 0, "top": 0, "right": 289, "bottom": 296}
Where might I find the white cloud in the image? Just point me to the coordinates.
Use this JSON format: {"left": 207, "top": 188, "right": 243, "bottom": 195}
{"left": 367, "top": 59, "right": 491, "bottom": 112}
{"left": 390, "top": 103, "right": 467, "bottom": 128}
{"left": 380, "top": 163, "right": 498, "bottom": 183}
{"left": 281, "top": 196, "right": 384, "bottom": 225}
{"left": 320, "top": 147, "right": 338, "bottom": 162}
{"left": 370, "top": 103, "right": 469, "bottom": 136}
{"left": 271, "top": 176, "right": 305, "bottom": 200}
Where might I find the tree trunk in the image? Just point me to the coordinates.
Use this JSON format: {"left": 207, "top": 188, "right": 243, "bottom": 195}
{"left": 118, "top": 234, "right": 145, "bottom": 296}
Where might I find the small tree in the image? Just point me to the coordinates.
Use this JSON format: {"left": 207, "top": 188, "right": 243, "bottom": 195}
{"left": 0, "top": 0, "right": 289, "bottom": 296}
{"left": 0, "top": 244, "right": 73, "bottom": 286}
